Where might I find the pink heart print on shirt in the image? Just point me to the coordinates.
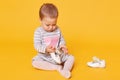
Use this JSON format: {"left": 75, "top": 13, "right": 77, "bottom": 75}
{"left": 44, "top": 36, "right": 59, "bottom": 48}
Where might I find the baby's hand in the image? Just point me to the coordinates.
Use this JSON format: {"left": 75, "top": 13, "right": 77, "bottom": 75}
{"left": 60, "top": 45, "right": 68, "bottom": 54}
{"left": 46, "top": 45, "right": 56, "bottom": 53}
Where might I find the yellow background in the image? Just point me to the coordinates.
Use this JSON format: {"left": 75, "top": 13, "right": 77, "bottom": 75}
{"left": 0, "top": 0, "right": 120, "bottom": 80}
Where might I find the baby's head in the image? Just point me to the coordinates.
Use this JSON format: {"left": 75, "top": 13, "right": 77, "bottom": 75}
{"left": 39, "top": 3, "right": 58, "bottom": 32}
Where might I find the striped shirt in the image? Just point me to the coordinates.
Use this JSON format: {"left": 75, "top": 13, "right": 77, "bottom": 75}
{"left": 34, "top": 26, "right": 65, "bottom": 53}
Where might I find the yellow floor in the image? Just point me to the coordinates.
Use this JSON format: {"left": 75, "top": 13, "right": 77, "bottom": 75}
{"left": 0, "top": 0, "right": 120, "bottom": 80}
{"left": 0, "top": 42, "right": 120, "bottom": 80}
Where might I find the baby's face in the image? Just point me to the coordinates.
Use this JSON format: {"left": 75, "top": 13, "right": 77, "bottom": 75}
{"left": 41, "top": 17, "right": 57, "bottom": 32}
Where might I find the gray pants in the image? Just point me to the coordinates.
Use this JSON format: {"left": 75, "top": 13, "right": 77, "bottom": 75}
{"left": 32, "top": 52, "right": 71, "bottom": 64}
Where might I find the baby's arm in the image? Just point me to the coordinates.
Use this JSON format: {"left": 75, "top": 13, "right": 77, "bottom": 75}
{"left": 34, "top": 28, "right": 46, "bottom": 53}
{"left": 59, "top": 33, "right": 66, "bottom": 46}
{"left": 59, "top": 31, "right": 68, "bottom": 54}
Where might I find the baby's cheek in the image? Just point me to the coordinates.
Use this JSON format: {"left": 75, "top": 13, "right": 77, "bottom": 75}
{"left": 53, "top": 26, "right": 56, "bottom": 30}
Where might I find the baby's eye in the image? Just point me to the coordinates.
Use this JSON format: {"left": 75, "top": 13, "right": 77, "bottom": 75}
{"left": 52, "top": 24, "right": 56, "bottom": 26}
{"left": 46, "top": 24, "right": 50, "bottom": 26}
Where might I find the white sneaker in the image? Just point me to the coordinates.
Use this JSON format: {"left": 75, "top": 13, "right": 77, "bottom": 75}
{"left": 87, "top": 56, "right": 106, "bottom": 68}
{"left": 50, "top": 52, "right": 61, "bottom": 64}
{"left": 56, "top": 49, "right": 62, "bottom": 55}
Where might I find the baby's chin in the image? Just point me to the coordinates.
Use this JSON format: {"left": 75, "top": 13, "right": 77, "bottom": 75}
{"left": 46, "top": 29, "right": 54, "bottom": 32}
{"left": 46, "top": 29, "right": 57, "bottom": 32}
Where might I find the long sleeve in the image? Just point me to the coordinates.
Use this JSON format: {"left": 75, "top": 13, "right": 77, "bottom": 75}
{"left": 59, "top": 32, "right": 66, "bottom": 46}
{"left": 34, "top": 28, "right": 46, "bottom": 53}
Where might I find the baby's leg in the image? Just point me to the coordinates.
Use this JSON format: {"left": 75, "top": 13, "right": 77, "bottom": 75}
{"left": 59, "top": 55, "right": 74, "bottom": 78}
{"left": 32, "top": 58, "right": 62, "bottom": 71}
{"left": 63, "top": 55, "right": 74, "bottom": 71}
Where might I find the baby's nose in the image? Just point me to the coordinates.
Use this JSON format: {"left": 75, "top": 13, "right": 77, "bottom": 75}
{"left": 49, "top": 26, "right": 53, "bottom": 29}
